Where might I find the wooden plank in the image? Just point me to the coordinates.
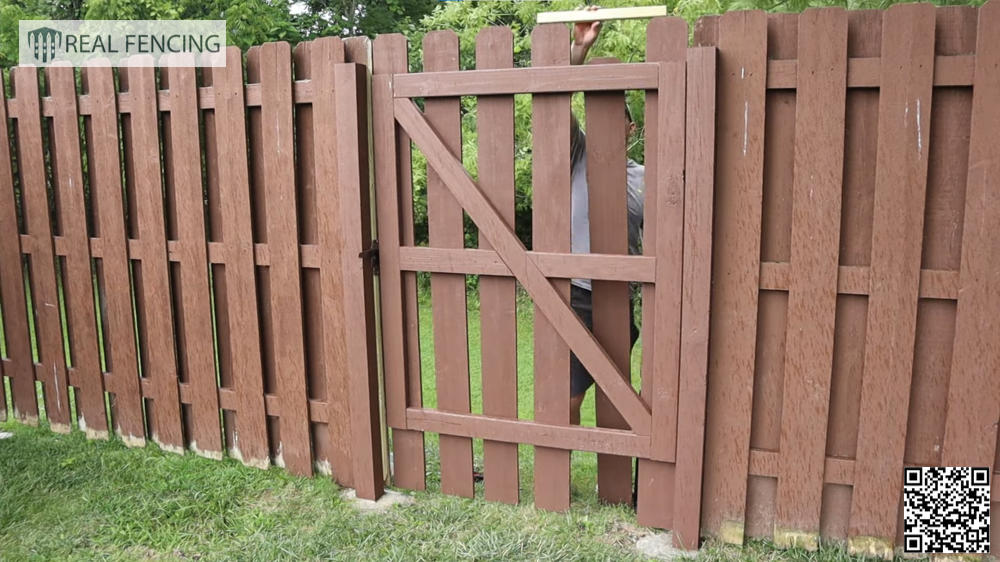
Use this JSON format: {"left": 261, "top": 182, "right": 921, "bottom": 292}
{"left": 0, "top": 70, "right": 39, "bottom": 425}
{"left": 123, "top": 64, "right": 184, "bottom": 452}
{"left": 941, "top": 0, "right": 1000, "bottom": 471}
{"left": 476, "top": 26, "right": 519, "bottom": 506}
{"left": 530, "top": 23, "right": 573, "bottom": 512}
{"left": 398, "top": 247, "right": 655, "bottom": 282}
{"left": 210, "top": 47, "right": 270, "bottom": 468}
{"left": 585, "top": 58, "right": 633, "bottom": 506}
{"left": 848, "top": 4, "right": 936, "bottom": 556}
{"left": 537, "top": 6, "right": 668, "bottom": 24}
{"left": 765, "top": 55, "right": 974, "bottom": 89}
{"left": 80, "top": 66, "right": 145, "bottom": 446}
{"left": 46, "top": 65, "right": 108, "bottom": 439}
{"left": 308, "top": 37, "right": 354, "bottom": 486}
{"left": 698, "top": 10, "right": 768, "bottom": 544}
{"left": 335, "top": 62, "right": 385, "bottom": 500}
{"left": 773, "top": 8, "right": 848, "bottom": 549}
{"left": 670, "top": 46, "right": 717, "bottom": 551}
{"left": 161, "top": 64, "right": 223, "bottom": 458}
{"left": 11, "top": 67, "right": 72, "bottom": 433}
{"left": 258, "top": 41, "right": 312, "bottom": 477}
{"left": 407, "top": 408, "right": 649, "bottom": 457}
{"left": 636, "top": 16, "right": 687, "bottom": 531}
{"left": 423, "top": 30, "right": 474, "bottom": 499}
{"left": 372, "top": 34, "right": 426, "bottom": 491}
{"left": 392, "top": 64, "right": 659, "bottom": 98}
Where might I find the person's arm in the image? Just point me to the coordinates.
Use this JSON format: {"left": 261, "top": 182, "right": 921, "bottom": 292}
{"left": 570, "top": 6, "right": 602, "bottom": 65}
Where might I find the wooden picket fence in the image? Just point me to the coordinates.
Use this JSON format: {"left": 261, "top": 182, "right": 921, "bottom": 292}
{"left": 0, "top": 37, "right": 385, "bottom": 499}
{"left": 1, "top": 2, "right": 998, "bottom": 557}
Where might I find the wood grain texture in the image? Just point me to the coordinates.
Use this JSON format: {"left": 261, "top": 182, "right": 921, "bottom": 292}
{"left": 161, "top": 64, "right": 223, "bottom": 458}
{"left": 210, "top": 47, "right": 269, "bottom": 468}
{"left": 0, "top": 70, "right": 37, "bottom": 424}
{"left": 80, "top": 66, "right": 145, "bottom": 445}
{"left": 372, "top": 34, "right": 426, "bottom": 491}
{"left": 46, "top": 65, "right": 108, "bottom": 439}
{"left": 476, "top": 26, "right": 519, "bottom": 506}
{"left": 773, "top": 7, "right": 847, "bottom": 544}
{"left": 698, "top": 10, "right": 768, "bottom": 543}
{"left": 398, "top": 247, "right": 654, "bottom": 281}
{"left": 941, "top": 0, "right": 1000, "bottom": 471}
{"left": 258, "top": 42, "right": 312, "bottom": 477}
{"left": 122, "top": 64, "right": 184, "bottom": 451}
{"left": 392, "top": 64, "right": 658, "bottom": 98}
{"left": 12, "top": 67, "right": 73, "bottom": 432}
{"left": 849, "top": 3, "right": 936, "bottom": 550}
{"left": 423, "top": 30, "right": 474, "bottom": 499}
{"left": 530, "top": 23, "right": 572, "bottom": 512}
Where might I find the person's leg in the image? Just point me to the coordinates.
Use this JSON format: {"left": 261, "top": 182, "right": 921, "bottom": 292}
{"left": 569, "top": 285, "right": 594, "bottom": 425}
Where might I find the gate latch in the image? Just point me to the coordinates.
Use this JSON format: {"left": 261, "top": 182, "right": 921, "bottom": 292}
{"left": 359, "top": 239, "right": 379, "bottom": 275}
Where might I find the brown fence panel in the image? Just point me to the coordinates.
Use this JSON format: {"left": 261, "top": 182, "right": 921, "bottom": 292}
{"left": 0, "top": 70, "right": 38, "bottom": 425}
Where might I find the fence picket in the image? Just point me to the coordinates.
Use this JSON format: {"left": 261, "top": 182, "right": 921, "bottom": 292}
{"left": 47, "top": 65, "right": 108, "bottom": 439}
{"left": 475, "top": 26, "right": 519, "bottom": 505}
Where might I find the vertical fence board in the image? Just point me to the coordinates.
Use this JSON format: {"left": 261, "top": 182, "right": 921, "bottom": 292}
{"left": 258, "top": 42, "right": 312, "bottom": 476}
{"left": 0, "top": 71, "right": 38, "bottom": 424}
{"left": 585, "top": 58, "right": 632, "bottom": 505}
{"left": 773, "top": 8, "right": 847, "bottom": 548}
{"left": 372, "top": 34, "right": 426, "bottom": 491}
{"left": 12, "top": 67, "right": 72, "bottom": 432}
{"left": 670, "top": 46, "right": 717, "bottom": 550}
{"left": 475, "top": 26, "right": 519, "bottom": 505}
{"left": 424, "top": 30, "right": 474, "bottom": 499}
{"left": 47, "top": 65, "right": 108, "bottom": 439}
{"left": 531, "top": 23, "right": 572, "bottom": 512}
{"left": 162, "top": 65, "right": 222, "bottom": 458}
{"left": 124, "top": 64, "right": 184, "bottom": 451}
{"left": 699, "top": 10, "right": 768, "bottom": 543}
{"left": 81, "top": 66, "right": 145, "bottom": 445}
{"left": 636, "top": 17, "right": 687, "bottom": 529}
{"left": 334, "top": 62, "right": 385, "bottom": 500}
{"left": 848, "top": 4, "right": 936, "bottom": 555}
{"left": 941, "top": 0, "right": 1000, "bottom": 470}
{"left": 211, "top": 47, "right": 270, "bottom": 468}
{"left": 309, "top": 37, "right": 355, "bottom": 485}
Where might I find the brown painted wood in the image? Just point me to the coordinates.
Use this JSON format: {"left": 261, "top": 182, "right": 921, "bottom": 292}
{"left": 258, "top": 41, "right": 312, "bottom": 477}
{"left": 407, "top": 408, "right": 649, "bottom": 457}
{"left": 46, "top": 66, "right": 108, "bottom": 439}
{"left": 11, "top": 67, "right": 72, "bottom": 432}
{"left": 635, "top": 17, "right": 687, "bottom": 531}
{"left": 392, "top": 63, "right": 659, "bottom": 97}
{"left": 423, "top": 30, "right": 474, "bottom": 499}
{"left": 670, "top": 46, "right": 717, "bottom": 551}
{"left": 941, "top": 0, "right": 1000, "bottom": 470}
{"left": 372, "top": 34, "right": 426, "bottom": 491}
{"left": 530, "top": 23, "right": 573, "bottom": 512}
{"left": 585, "top": 58, "right": 633, "bottom": 506}
{"left": 773, "top": 7, "right": 848, "bottom": 542}
{"left": 397, "top": 247, "right": 655, "bottom": 282}
{"left": 161, "top": 65, "right": 223, "bottom": 458}
{"left": 849, "top": 3, "right": 936, "bottom": 549}
{"left": 476, "top": 26, "right": 519, "bottom": 506}
{"left": 308, "top": 37, "right": 354, "bottom": 486}
{"left": 210, "top": 47, "right": 270, "bottom": 468}
{"left": 765, "top": 55, "right": 974, "bottom": 89}
{"left": 80, "top": 66, "right": 145, "bottom": 445}
{"left": 0, "top": 70, "right": 38, "bottom": 424}
{"left": 122, "top": 64, "right": 184, "bottom": 451}
{"left": 334, "top": 62, "right": 385, "bottom": 500}
{"left": 698, "top": 10, "right": 768, "bottom": 542}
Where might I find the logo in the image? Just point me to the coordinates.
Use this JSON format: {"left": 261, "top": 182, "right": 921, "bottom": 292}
{"left": 27, "top": 26, "right": 63, "bottom": 63}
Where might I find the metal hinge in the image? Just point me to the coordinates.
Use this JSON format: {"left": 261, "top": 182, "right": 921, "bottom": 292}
{"left": 359, "top": 239, "right": 379, "bottom": 275}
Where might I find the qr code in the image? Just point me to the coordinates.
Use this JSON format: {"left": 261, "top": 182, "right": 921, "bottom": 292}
{"left": 903, "top": 466, "right": 990, "bottom": 554}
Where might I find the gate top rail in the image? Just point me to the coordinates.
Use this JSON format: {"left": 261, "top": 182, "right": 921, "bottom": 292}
{"left": 391, "top": 62, "right": 659, "bottom": 97}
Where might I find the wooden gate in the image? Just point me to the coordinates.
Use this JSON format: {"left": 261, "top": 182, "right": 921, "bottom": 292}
{"left": 370, "top": 19, "right": 716, "bottom": 548}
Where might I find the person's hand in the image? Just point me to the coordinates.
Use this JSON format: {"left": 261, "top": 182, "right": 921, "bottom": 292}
{"left": 572, "top": 5, "right": 602, "bottom": 49}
